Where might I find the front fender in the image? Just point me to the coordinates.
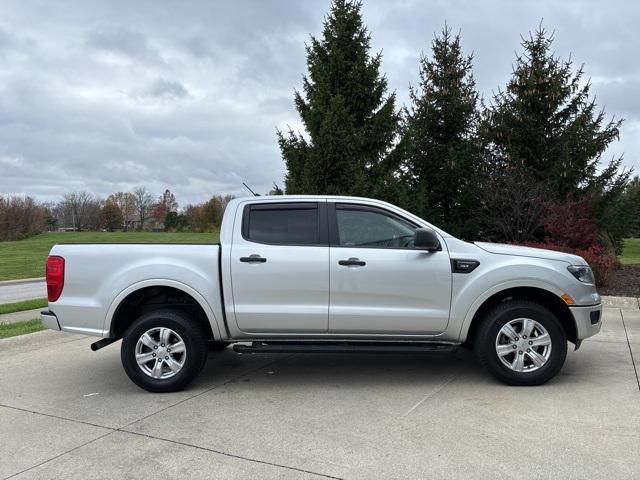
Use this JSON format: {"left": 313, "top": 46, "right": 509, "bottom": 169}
{"left": 456, "top": 279, "right": 566, "bottom": 342}
{"left": 446, "top": 256, "right": 573, "bottom": 343}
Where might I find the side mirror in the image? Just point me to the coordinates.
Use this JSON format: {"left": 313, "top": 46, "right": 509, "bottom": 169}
{"left": 414, "top": 227, "right": 440, "bottom": 251}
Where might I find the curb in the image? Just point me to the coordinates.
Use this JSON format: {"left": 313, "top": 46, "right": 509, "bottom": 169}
{"left": 601, "top": 296, "right": 640, "bottom": 310}
{"left": 0, "top": 277, "right": 45, "bottom": 286}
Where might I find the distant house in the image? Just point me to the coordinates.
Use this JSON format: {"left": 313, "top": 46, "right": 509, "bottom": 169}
{"left": 125, "top": 215, "right": 164, "bottom": 231}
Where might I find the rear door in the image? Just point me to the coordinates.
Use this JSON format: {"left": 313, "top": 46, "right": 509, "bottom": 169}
{"left": 230, "top": 201, "right": 329, "bottom": 333}
{"left": 328, "top": 202, "right": 452, "bottom": 334}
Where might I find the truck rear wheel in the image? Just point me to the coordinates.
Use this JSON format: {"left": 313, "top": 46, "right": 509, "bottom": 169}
{"left": 475, "top": 300, "right": 567, "bottom": 386}
{"left": 121, "top": 309, "right": 208, "bottom": 392}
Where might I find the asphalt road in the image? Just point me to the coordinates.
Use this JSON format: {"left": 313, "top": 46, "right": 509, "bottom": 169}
{"left": 1, "top": 306, "right": 639, "bottom": 479}
{"left": 0, "top": 279, "right": 46, "bottom": 304}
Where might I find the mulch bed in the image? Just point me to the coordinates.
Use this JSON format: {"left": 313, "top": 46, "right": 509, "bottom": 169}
{"left": 599, "top": 265, "right": 640, "bottom": 297}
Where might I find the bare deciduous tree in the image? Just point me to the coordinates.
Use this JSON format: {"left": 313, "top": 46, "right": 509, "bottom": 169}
{"left": 61, "top": 191, "right": 97, "bottom": 230}
{"left": 478, "top": 169, "right": 548, "bottom": 243}
{"left": 133, "top": 187, "right": 153, "bottom": 230}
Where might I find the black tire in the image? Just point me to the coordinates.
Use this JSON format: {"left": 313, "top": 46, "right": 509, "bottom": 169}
{"left": 121, "top": 309, "right": 208, "bottom": 393}
{"left": 475, "top": 300, "right": 567, "bottom": 386}
{"left": 209, "top": 341, "right": 230, "bottom": 352}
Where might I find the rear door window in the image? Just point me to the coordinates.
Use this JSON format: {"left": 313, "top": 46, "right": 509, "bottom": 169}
{"left": 244, "top": 203, "right": 321, "bottom": 245}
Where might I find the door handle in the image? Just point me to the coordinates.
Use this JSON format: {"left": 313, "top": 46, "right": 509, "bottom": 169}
{"left": 240, "top": 254, "right": 267, "bottom": 263}
{"left": 338, "top": 258, "right": 366, "bottom": 267}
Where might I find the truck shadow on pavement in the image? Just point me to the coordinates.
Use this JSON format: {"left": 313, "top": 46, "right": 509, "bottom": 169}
{"left": 193, "top": 347, "right": 573, "bottom": 391}
{"left": 64, "top": 340, "right": 600, "bottom": 395}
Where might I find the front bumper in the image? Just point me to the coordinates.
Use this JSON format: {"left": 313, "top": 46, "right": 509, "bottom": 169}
{"left": 41, "top": 310, "right": 61, "bottom": 331}
{"left": 569, "top": 303, "right": 602, "bottom": 341}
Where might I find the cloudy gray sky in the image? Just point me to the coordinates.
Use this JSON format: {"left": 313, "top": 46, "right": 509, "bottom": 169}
{"left": 1, "top": 0, "right": 638, "bottom": 206}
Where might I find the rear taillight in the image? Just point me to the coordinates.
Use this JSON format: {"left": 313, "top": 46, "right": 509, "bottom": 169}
{"left": 46, "top": 256, "right": 65, "bottom": 302}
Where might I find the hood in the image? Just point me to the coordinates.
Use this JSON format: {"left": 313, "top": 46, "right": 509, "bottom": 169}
{"left": 474, "top": 242, "right": 587, "bottom": 265}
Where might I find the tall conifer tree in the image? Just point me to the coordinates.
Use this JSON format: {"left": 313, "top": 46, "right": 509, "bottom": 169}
{"left": 402, "top": 26, "right": 480, "bottom": 237}
{"left": 482, "top": 27, "right": 628, "bottom": 199}
{"left": 278, "top": 0, "right": 400, "bottom": 198}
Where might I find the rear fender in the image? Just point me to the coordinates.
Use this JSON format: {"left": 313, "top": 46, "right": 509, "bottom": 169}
{"left": 103, "top": 279, "right": 224, "bottom": 340}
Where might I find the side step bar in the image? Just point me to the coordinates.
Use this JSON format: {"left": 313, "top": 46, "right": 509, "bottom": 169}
{"left": 233, "top": 341, "right": 457, "bottom": 354}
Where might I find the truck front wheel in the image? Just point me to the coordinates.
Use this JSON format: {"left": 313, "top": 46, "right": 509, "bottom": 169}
{"left": 121, "top": 309, "right": 208, "bottom": 392}
{"left": 475, "top": 300, "right": 567, "bottom": 386}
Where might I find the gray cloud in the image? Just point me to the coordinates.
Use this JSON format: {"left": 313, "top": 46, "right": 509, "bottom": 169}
{"left": 0, "top": 0, "right": 637, "bottom": 207}
{"left": 86, "top": 26, "right": 163, "bottom": 65}
{"left": 134, "top": 78, "right": 190, "bottom": 100}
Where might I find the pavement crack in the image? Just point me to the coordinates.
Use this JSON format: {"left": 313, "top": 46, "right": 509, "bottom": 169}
{"left": 120, "top": 429, "right": 345, "bottom": 480}
{"left": 3, "top": 430, "right": 115, "bottom": 480}
{"left": 2, "top": 354, "right": 297, "bottom": 479}
{"left": 0, "top": 403, "right": 114, "bottom": 431}
{"left": 120, "top": 353, "right": 296, "bottom": 430}
{"left": 620, "top": 310, "right": 640, "bottom": 392}
{"left": 403, "top": 370, "right": 459, "bottom": 416}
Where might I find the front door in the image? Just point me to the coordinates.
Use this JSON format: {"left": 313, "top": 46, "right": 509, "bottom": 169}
{"left": 328, "top": 203, "right": 452, "bottom": 334}
{"left": 230, "top": 201, "right": 329, "bottom": 333}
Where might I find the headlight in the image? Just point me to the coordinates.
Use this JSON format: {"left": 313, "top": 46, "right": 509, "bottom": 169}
{"left": 567, "top": 265, "right": 595, "bottom": 284}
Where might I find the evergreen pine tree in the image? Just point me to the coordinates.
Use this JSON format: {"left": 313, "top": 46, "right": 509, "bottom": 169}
{"left": 278, "top": 0, "right": 401, "bottom": 198}
{"left": 482, "top": 26, "right": 628, "bottom": 200}
{"left": 402, "top": 26, "right": 480, "bottom": 237}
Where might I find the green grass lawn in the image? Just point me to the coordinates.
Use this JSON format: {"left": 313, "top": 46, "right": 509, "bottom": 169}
{"left": 620, "top": 238, "right": 640, "bottom": 265}
{"left": 0, "top": 231, "right": 218, "bottom": 281}
{"left": 0, "top": 298, "right": 48, "bottom": 314}
{"left": 1, "top": 230, "right": 636, "bottom": 281}
{"left": 0, "top": 319, "right": 44, "bottom": 339}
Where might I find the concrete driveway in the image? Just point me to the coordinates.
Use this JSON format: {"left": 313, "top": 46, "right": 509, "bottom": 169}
{"left": 1, "top": 306, "right": 639, "bottom": 479}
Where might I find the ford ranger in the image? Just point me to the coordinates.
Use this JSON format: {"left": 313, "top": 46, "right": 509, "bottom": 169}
{"left": 41, "top": 196, "right": 602, "bottom": 392}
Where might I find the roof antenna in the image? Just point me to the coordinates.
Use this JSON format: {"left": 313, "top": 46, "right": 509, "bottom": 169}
{"left": 242, "top": 182, "right": 260, "bottom": 196}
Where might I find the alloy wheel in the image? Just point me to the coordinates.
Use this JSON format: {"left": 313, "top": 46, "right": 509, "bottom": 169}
{"left": 495, "top": 318, "right": 552, "bottom": 373}
{"left": 135, "top": 327, "right": 187, "bottom": 379}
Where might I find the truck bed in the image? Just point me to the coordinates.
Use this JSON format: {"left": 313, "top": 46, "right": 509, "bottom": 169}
{"left": 48, "top": 243, "right": 223, "bottom": 337}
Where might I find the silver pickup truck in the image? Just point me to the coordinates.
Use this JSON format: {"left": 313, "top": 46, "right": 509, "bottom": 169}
{"left": 41, "top": 195, "right": 602, "bottom": 392}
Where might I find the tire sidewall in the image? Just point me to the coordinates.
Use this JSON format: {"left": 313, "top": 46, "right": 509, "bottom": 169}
{"left": 478, "top": 302, "right": 567, "bottom": 386}
{"left": 121, "top": 310, "right": 207, "bottom": 392}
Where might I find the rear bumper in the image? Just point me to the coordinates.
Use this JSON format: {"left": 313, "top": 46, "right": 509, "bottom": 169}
{"left": 41, "top": 310, "right": 61, "bottom": 331}
{"left": 570, "top": 304, "right": 602, "bottom": 341}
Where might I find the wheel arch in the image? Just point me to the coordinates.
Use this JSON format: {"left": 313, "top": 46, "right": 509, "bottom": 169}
{"left": 462, "top": 286, "right": 577, "bottom": 347}
{"left": 104, "top": 279, "right": 222, "bottom": 340}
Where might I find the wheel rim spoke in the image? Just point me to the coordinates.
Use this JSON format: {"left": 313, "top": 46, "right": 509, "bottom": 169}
{"left": 136, "top": 352, "right": 155, "bottom": 365}
{"left": 526, "top": 349, "right": 546, "bottom": 367}
{"left": 170, "top": 341, "right": 185, "bottom": 354}
{"left": 140, "top": 333, "right": 157, "bottom": 349}
{"left": 521, "top": 318, "right": 534, "bottom": 337}
{"left": 530, "top": 333, "right": 551, "bottom": 347}
{"left": 496, "top": 344, "right": 515, "bottom": 357}
{"left": 159, "top": 328, "right": 171, "bottom": 345}
{"left": 511, "top": 353, "right": 525, "bottom": 372}
{"left": 501, "top": 324, "right": 518, "bottom": 341}
{"left": 165, "top": 357, "right": 182, "bottom": 373}
{"left": 151, "top": 359, "right": 164, "bottom": 378}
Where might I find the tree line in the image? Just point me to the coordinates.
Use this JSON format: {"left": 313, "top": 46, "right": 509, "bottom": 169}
{"left": 0, "top": 189, "right": 234, "bottom": 241}
{"left": 279, "top": 0, "right": 639, "bottom": 276}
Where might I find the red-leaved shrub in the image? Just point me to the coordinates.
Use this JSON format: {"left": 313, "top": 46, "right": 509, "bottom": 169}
{"left": 521, "top": 241, "right": 617, "bottom": 286}
{"left": 541, "top": 194, "right": 600, "bottom": 250}
{"left": 517, "top": 194, "right": 618, "bottom": 286}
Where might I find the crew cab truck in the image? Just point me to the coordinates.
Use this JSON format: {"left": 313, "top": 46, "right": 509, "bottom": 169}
{"left": 41, "top": 196, "right": 602, "bottom": 392}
